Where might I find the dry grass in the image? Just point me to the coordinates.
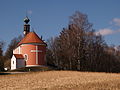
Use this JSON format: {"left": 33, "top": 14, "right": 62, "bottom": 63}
{"left": 0, "top": 71, "right": 120, "bottom": 90}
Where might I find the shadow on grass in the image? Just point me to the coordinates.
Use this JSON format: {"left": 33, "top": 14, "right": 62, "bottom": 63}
{"left": 0, "top": 72, "right": 11, "bottom": 75}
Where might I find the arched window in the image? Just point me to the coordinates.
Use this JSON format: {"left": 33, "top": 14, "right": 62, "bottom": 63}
{"left": 24, "top": 54, "right": 28, "bottom": 61}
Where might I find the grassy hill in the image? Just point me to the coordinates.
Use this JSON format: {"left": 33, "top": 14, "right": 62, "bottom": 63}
{"left": 0, "top": 71, "right": 120, "bottom": 90}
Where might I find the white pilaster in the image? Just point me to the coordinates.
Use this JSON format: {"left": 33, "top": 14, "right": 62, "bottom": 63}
{"left": 36, "top": 45, "right": 38, "bottom": 64}
{"left": 18, "top": 46, "right": 21, "bottom": 54}
{"left": 30, "top": 46, "right": 42, "bottom": 65}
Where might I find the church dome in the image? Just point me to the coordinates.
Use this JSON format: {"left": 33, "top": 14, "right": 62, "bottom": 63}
{"left": 18, "top": 32, "right": 46, "bottom": 46}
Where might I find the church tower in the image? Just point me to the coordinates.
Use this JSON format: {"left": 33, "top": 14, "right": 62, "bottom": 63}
{"left": 23, "top": 16, "right": 30, "bottom": 36}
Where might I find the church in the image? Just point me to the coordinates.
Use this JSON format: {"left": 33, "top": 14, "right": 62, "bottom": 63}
{"left": 11, "top": 17, "right": 47, "bottom": 70}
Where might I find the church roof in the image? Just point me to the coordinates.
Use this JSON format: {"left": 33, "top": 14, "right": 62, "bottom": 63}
{"left": 18, "top": 32, "right": 46, "bottom": 46}
{"left": 14, "top": 54, "right": 24, "bottom": 59}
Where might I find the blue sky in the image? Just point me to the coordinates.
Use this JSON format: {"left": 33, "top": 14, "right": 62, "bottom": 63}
{"left": 0, "top": 0, "right": 120, "bottom": 50}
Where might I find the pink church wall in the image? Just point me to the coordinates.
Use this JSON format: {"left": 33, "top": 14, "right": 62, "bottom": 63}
{"left": 38, "top": 45, "right": 46, "bottom": 65}
{"left": 13, "top": 43, "right": 46, "bottom": 67}
{"left": 21, "top": 44, "right": 36, "bottom": 65}
{"left": 20, "top": 44, "right": 46, "bottom": 66}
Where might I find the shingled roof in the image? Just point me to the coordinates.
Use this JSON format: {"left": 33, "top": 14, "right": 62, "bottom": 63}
{"left": 18, "top": 32, "right": 46, "bottom": 46}
{"left": 14, "top": 54, "right": 24, "bottom": 59}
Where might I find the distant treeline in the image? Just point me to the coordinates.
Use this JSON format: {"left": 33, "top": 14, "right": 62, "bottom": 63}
{"left": 46, "top": 11, "right": 120, "bottom": 73}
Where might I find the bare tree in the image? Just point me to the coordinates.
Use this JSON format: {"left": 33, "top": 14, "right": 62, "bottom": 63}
{"left": 0, "top": 40, "right": 5, "bottom": 71}
{"left": 5, "top": 35, "right": 22, "bottom": 59}
{"left": 4, "top": 35, "right": 22, "bottom": 69}
{"left": 46, "top": 11, "right": 120, "bottom": 73}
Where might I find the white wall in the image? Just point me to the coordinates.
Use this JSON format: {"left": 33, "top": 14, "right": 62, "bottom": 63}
{"left": 11, "top": 55, "right": 16, "bottom": 70}
{"left": 11, "top": 56, "right": 25, "bottom": 70}
{"left": 13, "top": 46, "right": 21, "bottom": 54}
{"left": 17, "top": 59, "right": 25, "bottom": 68}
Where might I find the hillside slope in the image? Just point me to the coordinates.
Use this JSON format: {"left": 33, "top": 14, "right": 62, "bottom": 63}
{"left": 0, "top": 71, "right": 120, "bottom": 90}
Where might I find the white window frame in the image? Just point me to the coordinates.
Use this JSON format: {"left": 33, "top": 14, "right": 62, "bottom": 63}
{"left": 24, "top": 54, "right": 28, "bottom": 61}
